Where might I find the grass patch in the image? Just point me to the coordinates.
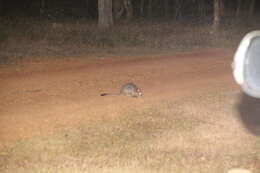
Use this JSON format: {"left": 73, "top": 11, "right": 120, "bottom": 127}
{"left": 0, "top": 90, "right": 259, "bottom": 173}
{"left": 1, "top": 17, "right": 260, "bottom": 64}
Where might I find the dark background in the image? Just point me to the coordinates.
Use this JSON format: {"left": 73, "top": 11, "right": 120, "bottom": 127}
{"left": 1, "top": 0, "right": 260, "bottom": 19}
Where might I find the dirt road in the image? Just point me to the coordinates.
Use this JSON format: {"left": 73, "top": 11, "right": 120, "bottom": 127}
{"left": 0, "top": 49, "right": 238, "bottom": 146}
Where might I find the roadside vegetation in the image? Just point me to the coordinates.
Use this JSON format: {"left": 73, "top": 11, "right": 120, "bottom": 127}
{"left": 0, "top": 17, "right": 259, "bottom": 64}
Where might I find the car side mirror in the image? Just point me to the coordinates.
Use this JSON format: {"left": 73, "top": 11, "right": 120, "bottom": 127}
{"left": 233, "top": 31, "right": 260, "bottom": 98}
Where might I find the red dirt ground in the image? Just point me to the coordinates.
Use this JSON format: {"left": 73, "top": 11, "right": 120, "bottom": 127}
{"left": 0, "top": 49, "right": 238, "bottom": 147}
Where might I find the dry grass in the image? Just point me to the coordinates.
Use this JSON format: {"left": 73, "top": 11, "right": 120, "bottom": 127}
{"left": 0, "top": 89, "right": 259, "bottom": 173}
{"left": 1, "top": 17, "right": 259, "bottom": 64}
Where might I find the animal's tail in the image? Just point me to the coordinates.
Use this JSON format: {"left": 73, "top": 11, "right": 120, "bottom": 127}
{"left": 100, "top": 93, "right": 119, "bottom": 96}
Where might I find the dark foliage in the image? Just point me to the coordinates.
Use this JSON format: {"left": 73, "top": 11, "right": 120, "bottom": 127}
{"left": 0, "top": 0, "right": 259, "bottom": 20}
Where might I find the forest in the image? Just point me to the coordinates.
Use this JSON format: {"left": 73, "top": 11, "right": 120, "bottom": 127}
{"left": 0, "top": 0, "right": 259, "bottom": 28}
{"left": 0, "top": 0, "right": 259, "bottom": 63}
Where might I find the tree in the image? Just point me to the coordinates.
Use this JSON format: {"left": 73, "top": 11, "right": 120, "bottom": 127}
{"left": 113, "top": 0, "right": 124, "bottom": 20}
{"left": 140, "top": 0, "right": 145, "bottom": 17}
{"left": 174, "top": 0, "right": 183, "bottom": 19}
{"left": 249, "top": 0, "right": 255, "bottom": 17}
{"left": 198, "top": 0, "right": 206, "bottom": 17}
{"left": 148, "top": 0, "right": 153, "bottom": 18}
{"left": 236, "top": 0, "right": 242, "bottom": 18}
{"left": 98, "top": 0, "right": 113, "bottom": 29}
{"left": 113, "top": 0, "right": 133, "bottom": 20}
{"left": 123, "top": 0, "right": 133, "bottom": 20}
{"left": 40, "top": 0, "right": 45, "bottom": 15}
{"left": 220, "top": 0, "right": 225, "bottom": 18}
{"left": 213, "top": 0, "right": 221, "bottom": 31}
{"left": 0, "top": 0, "right": 2, "bottom": 16}
{"left": 164, "top": 0, "right": 169, "bottom": 17}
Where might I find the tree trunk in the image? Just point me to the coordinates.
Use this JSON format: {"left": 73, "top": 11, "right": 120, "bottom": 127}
{"left": 123, "top": 0, "right": 133, "bottom": 20}
{"left": 140, "top": 0, "right": 145, "bottom": 17}
{"left": 249, "top": 0, "right": 255, "bottom": 17}
{"left": 40, "top": 0, "right": 45, "bottom": 15}
{"left": 174, "top": 0, "right": 183, "bottom": 19}
{"left": 113, "top": 0, "right": 124, "bottom": 20}
{"left": 198, "top": 0, "right": 206, "bottom": 17}
{"left": 85, "top": 0, "right": 89, "bottom": 10}
{"left": 236, "top": 0, "right": 242, "bottom": 17}
{"left": 148, "top": 0, "right": 152, "bottom": 18}
{"left": 164, "top": 0, "right": 169, "bottom": 17}
{"left": 98, "top": 0, "right": 113, "bottom": 29}
{"left": 213, "top": 0, "right": 220, "bottom": 31}
{"left": 0, "top": 0, "right": 3, "bottom": 16}
{"left": 220, "top": 0, "right": 224, "bottom": 18}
